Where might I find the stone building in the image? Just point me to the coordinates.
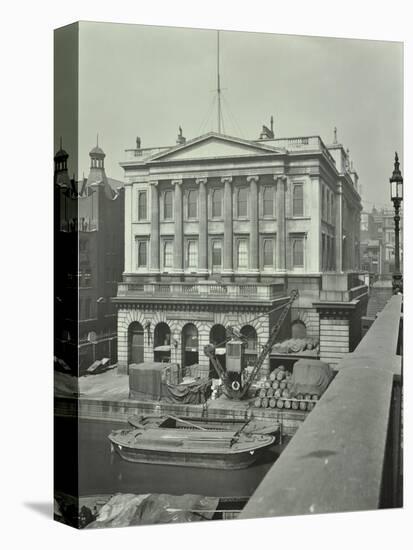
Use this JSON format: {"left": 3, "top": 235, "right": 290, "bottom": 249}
{"left": 360, "top": 207, "right": 403, "bottom": 276}
{"left": 114, "top": 127, "right": 366, "bottom": 375}
{"left": 54, "top": 141, "right": 124, "bottom": 373}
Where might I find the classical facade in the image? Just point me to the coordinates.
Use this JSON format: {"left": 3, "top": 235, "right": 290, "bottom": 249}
{"left": 114, "top": 128, "right": 365, "bottom": 375}
{"left": 54, "top": 142, "right": 124, "bottom": 373}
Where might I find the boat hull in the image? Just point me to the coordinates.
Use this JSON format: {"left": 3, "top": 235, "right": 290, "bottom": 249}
{"left": 110, "top": 441, "right": 267, "bottom": 469}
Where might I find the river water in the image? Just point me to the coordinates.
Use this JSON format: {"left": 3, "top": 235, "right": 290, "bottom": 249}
{"left": 55, "top": 417, "right": 285, "bottom": 498}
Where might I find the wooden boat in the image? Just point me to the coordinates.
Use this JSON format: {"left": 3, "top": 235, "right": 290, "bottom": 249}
{"left": 128, "top": 414, "right": 280, "bottom": 437}
{"left": 108, "top": 426, "right": 275, "bottom": 469}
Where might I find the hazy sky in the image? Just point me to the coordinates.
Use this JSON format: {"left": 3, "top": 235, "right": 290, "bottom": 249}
{"left": 69, "top": 21, "right": 402, "bottom": 210}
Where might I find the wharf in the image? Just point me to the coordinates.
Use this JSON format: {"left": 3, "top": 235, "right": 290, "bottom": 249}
{"left": 54, "top": 370, "right": 307, "bottom": 436}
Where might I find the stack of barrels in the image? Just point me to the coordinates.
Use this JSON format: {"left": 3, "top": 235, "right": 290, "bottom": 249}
{"left": 253, "top": 366, "right": 319, "bottom": 411}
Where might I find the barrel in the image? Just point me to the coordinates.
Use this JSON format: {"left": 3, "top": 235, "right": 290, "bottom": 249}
{"left": 264, "top": 381, "right": 271, "bottom": 389}
{"left": 305, "top": 394, "right": 312, "bottom": 401}
{"left": 274, "top": 389, "right": 281, "bottom": 398}
{"left": 282, "top": 388, "right": 290, "bottom": 398}
{"left": 259, "top": 388, "right": 267, "bottom": 399}
{"left": 280, "top": 381, "right": 287, "bottom": 390}
{"left": 269, "top": 371, "right": 277, "bottom": 382}
{"left": 262, "top": 397, "right": 270, "bottom": 408}
{"left": 312, "top": 394, "right": 319, "bottom": 401}
{"left": 254, "top": 397, "right": 262, "bottom": 408}
{"left": 269, "top": 397, "right": 276, "bottom": 408}
{"left": 299, "top": 401, "right": 307, "bottom": 411}
{"left": 284, "top": 399, "right": 291, "bottom": 409}
{"left": 276, "top": 371, "right": 285, "bottom": 381}
{"left": 307, "top": 402, "right": 314, "bottom": 412}
{"left": 272, "top": 380, "right": 279, "bottom": 390}
{"left": 278, "top": 365, "right": 286, "bottom": 371}
{"left": 266, "top": 388, "right": 274, "bottom": 397}
{"left": 276, "top": 399, "right": 284, "bottom": 409}
{"left": 296, "top": 393, "right": 303, "bottom": 400}
{"left": 291, "top": 399, "right": 299, "bottom": 410}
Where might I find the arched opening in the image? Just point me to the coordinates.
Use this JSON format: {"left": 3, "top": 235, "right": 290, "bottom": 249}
{"left": 181, "top": 323, "right": 198, "bottom": 374}
{"left": 153, "top": 322, "right": 171, "bottom": 363}
{"left": 240, "top": 325, "right": 258, "bottom": 367}
{"left": 209, "top": 324, "right": 227, "bottom": 377}
{"left": 128, "top": 322, "right": 144, "bottom": 365}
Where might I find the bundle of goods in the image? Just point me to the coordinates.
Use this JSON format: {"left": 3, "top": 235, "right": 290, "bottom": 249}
{"left": 252, "top": 360, "right": 332, "bottom": 411}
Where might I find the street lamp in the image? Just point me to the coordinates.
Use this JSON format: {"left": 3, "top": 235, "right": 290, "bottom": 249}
{"left": 390, "top": 152, "right": 403, "bottom": 294}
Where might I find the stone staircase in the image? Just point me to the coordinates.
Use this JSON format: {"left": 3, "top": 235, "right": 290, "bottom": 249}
{"left": 362, "top": 282, "right": 393, "bottom": 336}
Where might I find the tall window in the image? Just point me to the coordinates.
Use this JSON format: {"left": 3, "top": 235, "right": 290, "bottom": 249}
{"left": 322, "top": 187, "right": 326, "bottom": 220}
{"left": 164, "top": 190, "right": 173, "bottom": 220}
{"left": 237, "top": 188, "right": 248, "bottom": 217}
{"left": 187, "top": 240, "right": 198, "bottom": 269}
{"left": 137, "top": 240, "right": 147, "bottom": 267}
{"left": 212, "top": 189, "right": 222, "bottom": 218}
{"left": 187, "top": 189, "right": 198, "bottom": 219}
{"left": 237, "top": 239, "right": 248, "bottom": 269}
{"left": 263, "top": 187, "right": 274, "bottom": 217}
{"left": 292, "top": 238, "right": 304, "bottom": 267}
{"left": 322, "top": 234, "right": 326, "bottom": 270}
{"left": 293, "top": 184, "right": 304, "bottom": 217}
{"left": 138, "top": 190, "right": 147, "bottom": 220}
{"left": 330, "top": 194, "right": 334, "bottom": 222}
{"left": 263, "top": 239, "right": 274, "bottom": 267}
{"left": 163, "top": 241, "right": 173, "bottom": 269}
{"left": 326, "top": 189, "right": 331, "bottom": 222}
{"left": 212, "top": 240, "right": 222, "bottom": 268}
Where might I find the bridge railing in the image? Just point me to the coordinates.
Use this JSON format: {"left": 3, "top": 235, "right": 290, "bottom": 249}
{"left": 241, "top": 294, "right": 402, "bottom": 519}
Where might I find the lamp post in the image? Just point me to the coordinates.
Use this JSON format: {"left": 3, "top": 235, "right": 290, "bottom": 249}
{"left": 390, "top": 152, "right": 403, "bottom": 294}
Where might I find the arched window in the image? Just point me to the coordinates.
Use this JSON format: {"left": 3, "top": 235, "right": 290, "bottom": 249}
{"left": 237, "top": 239, "right": 248, "bottom": 269}
{"left": 212, "top": 188, "right": 222, "bottom": 217}
{"left": 237, "top": 188, "right": 248, "bottom": 217}
{"left": 292, "top": 238, "right": 304, "bottom": 267}
{"left": 293, "top": 184, "right": 304, "bottom": 217}
{"left": 263, "top": 239, "right": 274, "bottom": 267}
{"left": 263, "top": 187, "right": 274, "bottom": 217}
{"left": 164, "top": 190, "right": 173, "bottom": 219}
{"left": 154, "top": 322, "right": 171, "bottom": 347}
{"left": 128, "top": 322, "right": 144, "bottom": 365}
{"left": 163, "top": 241, "right": 173, "bottom": 269}
{"left": 187, "top": 189, "right": 198, "bottom": 218}
{"left": 240, "top": 325, "right": 257, "bottom": 351}
{"left": 182, "top": 323, "right": 198, "bottom": 350}
{"left": 187, "top": 240, "right": 198, "bottom": 269}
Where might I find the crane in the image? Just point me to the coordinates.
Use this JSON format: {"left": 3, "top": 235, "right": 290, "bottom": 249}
{"left": 204, "top": 289, "right": 299, "bottom": 400}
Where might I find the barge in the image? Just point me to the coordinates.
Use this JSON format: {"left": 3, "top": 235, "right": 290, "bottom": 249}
{"left": 108, "top": 426, "right": 275, "bottom": 469}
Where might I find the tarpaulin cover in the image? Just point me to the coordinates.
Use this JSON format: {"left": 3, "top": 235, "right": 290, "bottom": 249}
{"left": 129, "top": 363, "right": 165, "bottom": 400}
{"left": 86, "top": 493, "right": 219, "bottom": 528}
{"left": 289, "top": 358, "right": 334, "bottom": 397}
{"left": 129, "top": 362, "right": 211, "bottom": 403}
{"left": 161, "top": 378, "right": 212, "bottom": 404}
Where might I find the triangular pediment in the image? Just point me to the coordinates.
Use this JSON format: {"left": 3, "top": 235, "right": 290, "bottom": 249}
{"left": 147, "top": 132, "right": 283, "bottom": 163}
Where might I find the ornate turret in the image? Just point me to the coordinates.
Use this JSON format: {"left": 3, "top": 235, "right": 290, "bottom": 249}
{"left": 54, "top": 137, "right": 70, "bottom": 187}
{"left": 87, "top": 135, "right": 107, "bottom": 188}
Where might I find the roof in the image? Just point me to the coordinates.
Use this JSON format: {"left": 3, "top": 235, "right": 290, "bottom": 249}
{"left": 90, "top": 145, "right": 105, "bottom": 156}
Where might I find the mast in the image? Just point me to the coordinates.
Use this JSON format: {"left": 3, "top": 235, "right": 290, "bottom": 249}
{"left": 217, "top": 30, "right": 222, "bottom": 133}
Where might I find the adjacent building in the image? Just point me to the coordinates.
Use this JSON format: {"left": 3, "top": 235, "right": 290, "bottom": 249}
{"left": 360, "top": 207, "right": 403, "bottom": 276}
{"left": 54, "top": 142, "right": 125, "bottom": 373}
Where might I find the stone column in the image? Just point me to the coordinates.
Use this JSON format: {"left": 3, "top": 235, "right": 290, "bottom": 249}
{"left": 172, "top": 179, "right": 184, "bottom": 273}
{"left": 196, "top": 177, "right": 208, "bottom": 275}
{"left": 150, "top": 181, "right": 160, "bottom": 272}
{"left": 222, "top": 176, "right": 233, "bottom": 274}
{"left": 275, "top": 175, "right": 287, "bottom": 271}
{"left": 336, "top": 182, "right": 343, "bottom": 272}
{"left": 247, "top": 175, "right": 259, "bottom": 273}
